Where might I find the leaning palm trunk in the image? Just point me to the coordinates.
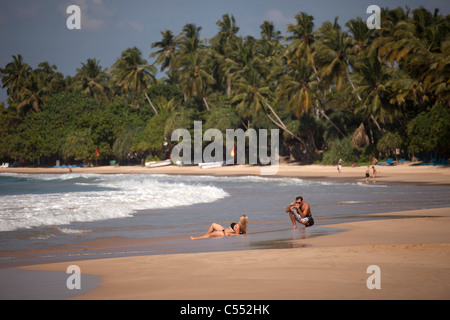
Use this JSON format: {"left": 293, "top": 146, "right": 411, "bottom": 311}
{"left": 309, "top": 65, "right": 346, "bottom": 138}
{"left": 202, "top": 97, "right": 210, "bottom": 111}
{"left": 314, "top": 101, "right": 346, "bottom": 138}
{"left": 144, "top": 92, "right": 159, "bottom": 115}
{"left": 264, "top": 100, "right": 307, "bottom": 150}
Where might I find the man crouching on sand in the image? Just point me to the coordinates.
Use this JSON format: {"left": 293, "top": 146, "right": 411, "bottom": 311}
{"left": 286, "top": 196, "right": 314, "bottom": 228}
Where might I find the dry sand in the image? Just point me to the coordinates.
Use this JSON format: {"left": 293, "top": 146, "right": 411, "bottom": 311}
{"left": 6, "top": 163, "right": 449, "bottom": 300}
{"left": 2, "top": 162, "right": 450, "bottom": 185}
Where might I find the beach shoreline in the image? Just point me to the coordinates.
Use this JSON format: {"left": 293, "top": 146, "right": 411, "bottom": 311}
{"left": 1, "top": 164, "right": 450, "bottom": 300}
{"left": 1, "top": 162, "right": 450, "bottom": 185}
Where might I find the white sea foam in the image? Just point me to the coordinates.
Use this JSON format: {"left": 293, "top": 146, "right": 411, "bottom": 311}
{"left": 57, "top": 227, "right": 92, "bottom": 234}
{"left": 0, "top": 174, "right": 229, "bottom": 232}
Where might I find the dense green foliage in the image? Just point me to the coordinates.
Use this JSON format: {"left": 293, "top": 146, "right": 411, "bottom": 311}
{"left": 1, "top": 7, "right": 449, "bottom": 166}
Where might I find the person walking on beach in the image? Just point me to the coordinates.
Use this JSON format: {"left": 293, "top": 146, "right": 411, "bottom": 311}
{"left": 372, "top": 166, "right": 377, "bottom": 183}
{"left": 365, "top": 166, "right": 370, "bottom": 183}
{"left": 286, "top": 196, "right": 314, "bottom": 229}
{"left": 190, "top": 215, "right": 248, "bottom": 240}
{"left": 337, "top": 159, "right": 342, "bottom": 173}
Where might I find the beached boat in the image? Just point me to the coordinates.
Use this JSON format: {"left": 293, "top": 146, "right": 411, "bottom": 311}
{"left": 145, "top": 159, "right": 172, "bottom": 168}
{"left": 198, "top": 162, "right": 224, "bottom": 169}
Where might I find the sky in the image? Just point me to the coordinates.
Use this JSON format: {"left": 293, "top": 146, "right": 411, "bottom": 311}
{"left": 0, "top": 0, "right": 449, "bottom": 105}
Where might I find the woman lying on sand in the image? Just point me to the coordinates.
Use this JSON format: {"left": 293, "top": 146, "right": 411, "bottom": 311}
{"left": 190, "top": 215, "right": 248, "bottom": 240}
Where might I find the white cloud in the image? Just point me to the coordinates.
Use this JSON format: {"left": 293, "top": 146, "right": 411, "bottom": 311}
{"left": 265, "top": 9, "right": 295, "bottom": 25}
{"left": 128, "top": 21, "right": 144, "bottom": 32}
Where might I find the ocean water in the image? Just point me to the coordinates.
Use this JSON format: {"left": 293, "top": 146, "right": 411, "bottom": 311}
{"left": 1, "top": 172, "right": 449, "bottom": 265}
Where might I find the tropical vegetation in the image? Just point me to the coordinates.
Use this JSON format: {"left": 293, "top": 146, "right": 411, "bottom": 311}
{"left": 1, "top": 6, "right": 449, "bottom": 166}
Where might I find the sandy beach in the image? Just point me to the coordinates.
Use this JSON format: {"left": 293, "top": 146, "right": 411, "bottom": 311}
{"left": 2, "top": 162, "right": 450, "bottom": 185}
{"left": 16, "top": 207, "right": 450, "bottom": 300}
{"left": 1, "top": 163, "right": 448, "bottom": 300}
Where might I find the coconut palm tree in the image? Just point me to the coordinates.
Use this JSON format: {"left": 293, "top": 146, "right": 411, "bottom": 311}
{"left": 72, "top": 58, "right": 109, "bottom": 100}
{"left": 174, "top": 24, "right": 216, "bottom": 110}
{"left": 0, "top": 54, "right": 31, "bottom": 98}
{"left": 278, "top": 58, "right": 313, "bottom": 118}
{"left": 111, "top": 47, "right": 158, "bottom": 114}
{"left": 179, "top": 23, "right": 204, "bottom": 54}
{"left": 177, "top": 50, "right": 215, "bottom": 110}
{"left": 209, "top": 14, "right": 240, "bottom": 96}
{"left": 150, "top": 30, "right": 178, "bottom": 72}
{"left": 285, "top": 12, "right": 316, "bottom": 70}
{"left": 258, "top": 22, "right": 284, "bottom": 78}
{"left": 260, "top": 21, "right": 282, "bottom": 44}
{"left": 223, "top": 36, "right": 268, "bottom": 95}
{"left": 313, "top": 18, "right": 387, "bottom": 135}
{"left": 216, "top": 14, "right": 240, "bottom": 41}
{"left": 345, "top": 17, "right": 374, "bottom": 64}
{"left": 401, "top": 7, "right": 450, "bottom": 106}
{"left": 231, "top": 68, "right": 270, "bottom": 121}
{"left": 352, "top": 56, "right": 400, "bottom": 126}
{"left": 313, "top": 18, "right": 353, "bottom": 91}
{"left": 424, "top": 40, "right": 450, "bottom": 105}
{"left": 36, "top": 62, "right": 66, "bottom": 95}
{"left": 284, "top": 13, "right": 346, "bottom": 138}
{"left": 16, "top": 70, "right": 48, "bottom": 113}
{"left": 369, "top": 6, "right": 449, "bottom": 110}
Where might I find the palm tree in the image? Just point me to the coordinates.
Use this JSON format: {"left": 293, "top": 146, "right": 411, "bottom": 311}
{"left": 314, "top": 18, "right": 386, "bottom": 134}
{"left": 224, "top": 36, "right": 267, "bottom": 94}
{"left": 400, "top": 7, "right": 449, "bottom": 106}
{"left": 229, "top": 45, "right": 309, "bottom": 149}
{"left": 258, "top": 22, "right": 284, "bottom": 78}
{"left": 284, "top": 13, "right": 346, "bottom": 138}
{"left": 260, "top": 21, "right": 282, "bottom": 44}
{"left": 352, "top": 56, "right": 401, "bottom": 126}
{"left": 368, "top": 6, "right": 449, "bottom": 113}
{"left": 72, "top": 58, "right": 109, "bottom": 100}
{"left": 36, "top": 62, "right": 66, "bottom": 94}
{"left": 177, "top": 50, "right": 215, "bottom": 110}
{"left": 285, "top": 12, "right": 316, "bottom": 70}
{"left": 174, "top": 24, "right": 216, "bottom": 110}
{"left": 0, "top": 54, "right": 31, "bottom": 97}
{"left": 371, "top": 18, "right": 421, "bottom": 68}
{"left": 231, "top": 68, "right": 270, "bottom": 122}
{"left": 313, "top": 18, "right": 353, "bottom": 91}
{"left": 111, "top": 47, "right": 158, "bottom": 114}
{"left": 345, "top": 17, "right": 374, "bottom": 63}
{"left": 16, "top": 70, "right": 48, "bottom": 113}
{"left": 424, "top": 40, "right": 450, "bottom": 105}
{"left": 150, "top": 30, "right": 178, "bottom": 72}
{"left": 179, "top": 23, "right": 204, "bottom": 54}
{"left": 216, "top": 14, "right": 240, "bottom": 41}
{"left": 209, "top": 14, "right": 240, "bottom": 96}
{"left": 278, "top": 58, "right": 313, "bottom": 118}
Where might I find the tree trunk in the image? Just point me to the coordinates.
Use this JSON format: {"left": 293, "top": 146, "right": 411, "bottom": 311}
{"left": 202, "top": 96, "right": 210, "bottom": 111}
{"left": 315, "top": 101, "right": 346, "bottom": 138}
{"left": 264, "top": 101, "right": 307, "bottom": 149}
{"left": 144, "top": 92, "right": 158, "bottom": 115}
{"left": 310, "top": 66, "right": 346, "bottom": 138}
